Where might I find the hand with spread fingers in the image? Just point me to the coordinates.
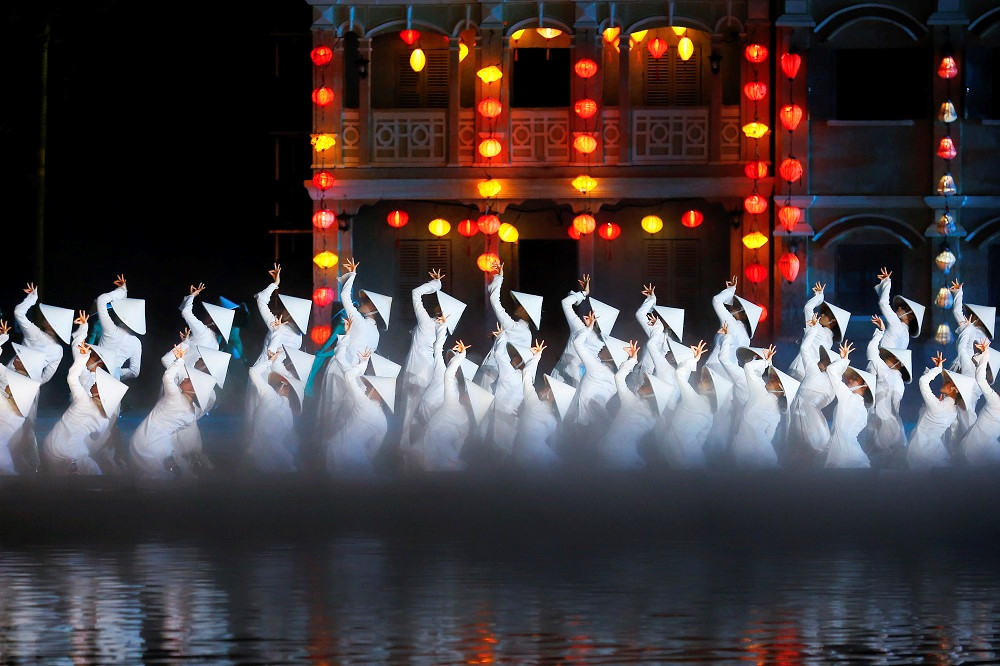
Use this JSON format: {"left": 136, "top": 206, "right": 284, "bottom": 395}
{"left": 718, "top": 321, "right": 729, "bottom": 335}
{"left": 24, "top": 282, "right": 36, "bottom": 295}
{"left": 359, "top": 347, "right": 372, "bottom": 362}
{"left": 872, "top": 315, "right": 884, "bottom": 331}
{"left": 0, "top": 320, "right": 10, "bottom": 336}
{"left": 172, "top": 344, "right": 186, "bottom": 360}
{"left": 343, "top": 258, "right": 360, "bottom": 274}
{"left": 725, "top": 275, "right": 738, "bottom": 289}
{"left": 975, "top": 339, "right": 990, "bottom": 355}
{"left": 344, "top": 316, "right": 354, "bottom": 334}
{"left": 950, "top": 279, "right": 963, "bottom": 293}
{"left": 272, "top": 315, "right": 286, "bottom": 329}
{"left": 114, "top": 274, "right": 127, "bottom": 288}
{"left": 877, "top": 267, "right": 892, "bottom": 282}
{"left": 452, "top": 340, "right": 471, "bottom": 355}
{"left": 691, "top": 339, "right": 708, "bottom": 362}
{"left": 190, "top": 282, "right": 206, "bottom": 296}
{"left": 647, "top": 313, "right": 659, "bottom": 327}
{"left": 429, "top": 268, "right": 444, "bottom": 281}
{"left": 813, "top": 281, "right": 825, "bottom": 294}
{"left": 578, "top": 274, "right": 591, "bottom": 295}
{"left": 808, "top": 314, "right": 820, "bottom": 327}
{"left": 583, "top": 310, "right": 598, "bottom": 329}
{"left": 491, "top": 260, "right": 504, "bottom": 277}
{"left": 267, "top": 349, "right": 281, "bottom": 362}
{"left": 531, "top": 339, "right": 546, "bottom": 355}
{"left": 763, "top": 344, "right": 777, "bottom": 361}
{"left": 625, "top": 340, "right": 640, "bottom": 359}
{"left": 641, "top": 283, "right": 655, "bottom": 298}
{"left": 75, "top": 310, "right": 90, "bottom": 327}
{"left": 932, "top": 352, "right": 946, "bottom": 368}
{"left": 78, "top": 343, "right": 91, "bottom": 356}
{"left": 179, "top": 328, "right": 191, "bottom": 341}
{"left": 839, "top": 341, "right": 855, "bottom": 359}
{"left": 491, "top": 323, "right": 504, "bottom": 338}
{"left": 268, "top": 264, "right": 281, "bottom": 285}
{"left": 434, "top": 314, "right": 449, "bottom": 326}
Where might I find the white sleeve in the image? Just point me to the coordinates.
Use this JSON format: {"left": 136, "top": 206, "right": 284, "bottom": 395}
{"left": 804, "top": 290, "right": 824, "bottom": 324}
{"left": 562, "top": 291, "right": 586, "bottom": 334}
{"left": 635, "top": 294, "right": 657, "bottom": 337}
{"left": 255, "top": 283, "right": 279, "bottom": 326}
{"left": 411, "top": 279, "right": 441, "bottom": 328}
{"left": 96, "top": 286, "right": 127, "bottom": 337}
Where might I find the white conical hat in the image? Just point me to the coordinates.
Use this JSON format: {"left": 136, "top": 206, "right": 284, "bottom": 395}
{"left": 459, "top": 358, "right": 480, "bottom": 383}
{"left": 510, "top": 291, "right": 543, "bottom": 329}
{"left": 436, "top": 291, "right": 466, "bottom": 334}
{"left": 891, "top": 296, "right": 925, "bottom": 338}
{"left": 819, "top": 302, "right": 851, "bottom": 341}
{"left": 736, "top": 346, "right": 767, "bottom": 366}
{"left": 361, "top": 375, "right": 397, "bottom": 413}
{"left": 195, "top": 346, "right": 232, "bottom": 387}
{"left": 942, "top": 369, "right": 978, "bottom": 412}
{"left": 186, "top": 366, "right": 217, "bottom": 410}
{"left": 653, "top": 306, "right": 684, "bottom": 341}
{"left": 845, "top": 366, "right": 877, "bottom": 407}
{"left": 703, "top": 366, "right": 734, "bottom": 412}
{"left": 588, "top": 297, "right": 619, "bottom": 336}
{"left": 768, "top": 366, "right": 800, "bottom": 411}
{"left": 464, "top": 380, "right": 495, "bottom": 425}
{"left": 983, "top": 349, "right": 1000, "bottom": 385}
{"left": 38, "top": 304, "right": 73, "bottom": 344}
{"left": 602, "top": 335, "right": 630, "bottom": 369}
{"left": 277, "top": 294, "right": 311, "bottom": 333}
{"left": 368, "top": 352, "right": 401, "bottom": 379}
{"left": 667, "top": 337, "right": 695, "bottom": 366}
{"left": 818, "top": 345, "right": 835, "bottom": 371}
{"left": 879, "top": 347, "right": 912, "bottom": 383}
{"left": 202, "top": 302, "right": 235, "bottom": 342}
{"left": 94, "top": 367, "right": 129, "bottom": 415}
{"left": 644, "top": 371, "right": 674, "bottom": 416}
{"left": 360, "top": 290, "right": 393, "bottom": 330}
{"left": 282, "top": 345, "right": 315, "bottom": 382}
{"left": 5, "top": 372, "right": 39, "bottom": 417}
{"left": 87, "top": 344, "right": 118, "bottom": 371}
{"left": 731, "top": 296, "right": 763, "bottom": 337}
{"left": 543, "top": 373, "right": 577, "bottom": 420}
{"left": 505, "top": 342, "right": 532, "bottom": 369}
{"left": 965, "top": 303, "right": 997, "bottom": 339}
{"left": 111, "top": 298, "right": 146, "bottom": 334}
{"left": 269, "top": 370, "right": 305, "bottom": 415}
{"left": 12, "top": 343, "right": 46, "bottom": 381}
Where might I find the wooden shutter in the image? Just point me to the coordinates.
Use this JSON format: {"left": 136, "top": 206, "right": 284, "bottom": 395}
{"left": 672, "top": 47, "right": 700, "bottom": 106}
{"left": 397, "top": 240, "right": 452, "bottom": 320}
{"left": 425, "top": 51, "right": 449, "bottom": 108}
{"left": 643, "top": 46, "right": 702, "bottom": 106}
{"left": 397, "top": 51, "right": 448, "bottom": 108}
{"left": 644, "top": 53, "right": 671, "bottom": 105}
{"left": 397, "top": 53, "right": 421, "bottom": 107}
{"left": 644, "top": 239, "right": 701, "bottom": 308}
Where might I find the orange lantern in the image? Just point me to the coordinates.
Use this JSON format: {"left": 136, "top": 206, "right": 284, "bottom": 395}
{"left": 313, "top": 287, "right": 335, "bottom": 307}
{"left": 573, "top": 213, "right": 596, "bottom": 235}
{"left": 311, "top": 87, "right": 334, "bottom": 106}
{"left": 938, "top": 56, "right": 958, "bottom": 80}
{"left": 647, "top": 37, "right": 668, "bottom": 59}
{"left": 681, "top": 210, "right": 704, "bottom": 228}
{"left": 428, "top": 218, "right": 451, "bottom": 237}
{"left": 568, "top": 225, "right": 582, "bottom": 240}
{"left": 742, "top": 231, "right": 769, "bottom": 249}
{"left": 744, "top": 194, "right": 768, "bottom": 215}
{"left": 602, "top": 26, "right": 621, "bottom": 43}
{"left": 574, "top": 59, "right": 598, "bottom": 78}
{"left": 574, "top": 98, "right": 598, "bottom": 119}
{"left": 477, "top": 178, "right": 502, "bottom": 198}
{"left": 780, "top": 53, "right": 802, "bottom": 79}
{"left": 458, "top": 219, "right": 479, "bottom": 237}
{"left": 478, "top": 214, "right": 501, "bottom": 235}
{"left": 779, "top": 158, "right": 803, "bottom": 183}
{"left": 311, "top": 325, "right": 332, "bottom": 346}
{"left": 757, "top": 304, "right": 768, "bottom": 323}
{"left": 313, "top": 251, "right": 338, "bottom": 268}
{"left": 778, "top": 252, "right": 800, "bottom": 283}
{"left": 477, "top": 97, "right": 503, "bottom": 119}
{"left": 641, "top": 215, "right": 663, "bottom": 234}
{"left": 477, "top": 65, "right": 503, "bottom": 84}
{"left": 312, "top": 171, "right": 335, "bottom": 190}
{"left": 779, "top": 104, "right": 804, "bottom": 131}
{"left": 387, "top": 210, "right": 409, "bottom": 228}
{"left": 400, "top": 29, "right": 420, "bottom": 45}
{"left": 937, "top": 137, "right": 957, "bottom": 160}
{"left": 310, "top": 46, "right": 333, "bottom": 66}
{"left": 745, "top": 44, "right": 768, "bottom": 63}
{"left": 743, "top": 82, "right": 767, "bottom": 101}
{"left": 744, "top": 160, "right": 768, "bottom": 180}
{"left": 742, "top": 122, "right": 769, "bottom": 139}
{"left": 479, "top": 138, "right": 502, "bottom": 158}
{"left": 313, "top": 209, "right": 336, "bottom": 230}
{"left": 777, "top": 206, "right": 802, "bottom": 233}
{"left": 598, "top": 222, "right": 621, "bottom": 241}
{"left": 571, "top": 175, "right": 598, "bottom": 194}
{"left": 745, "top": 263, "right": 768, "bottom": 284}
{"left": 573, "top": 135, "right": 598, "bottom": 154}
{"left": 477, "top": 252, "right": 500, "bottom": 272}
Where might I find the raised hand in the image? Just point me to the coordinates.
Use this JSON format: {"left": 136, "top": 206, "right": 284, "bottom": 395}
{"left": 813, "top": 281, "right": 825, "bottom": 294}
{"left": 808, "top": 314, "right": 819, "bottom": 327}
{"left": 583, "top": 310, "right": 597, "bottom": 329}
{"left": 452, "top": 340, "right": 471, "bottom": 354}
{"left": 0, "top": 320, "right": 10, "bottom": 336}
{"left": 491, "top": 322, "right": 503, "bottom": 338}
{"left": 641, "top": 283, "right": 655, "bottom": 298}
{"left": 24, "top": 282, "right": 36, "bottom": 295}
{"left": 267, "top": 349, "right": 280, "bottom": 362}
{"left": 490, "top": 259, "right": 504, "bottom": 277}
{"left": 428, "top": 268, "right": 444, "bottom": 281}
{"left": 172, "top": 344, "right": 186, "bottom": 360}
{"left": 343, "top": 258, "right": 359, "bottom": 274}
{"left": 625, "top": 340, "right": 640, "bottom": 359}
{"left": 725, "top": 275, "right": 738, "bottom": 289}
{"left": 578, "top": 274, "right": 591, "bottom": 295}
{"left": 272, "top": 314, "right": 286, "bottom": 329}
{"left": 359, "top": 347, "right": 372, "bottom": 362}
{"left": 932, "top": 351, "right": 946, "bottom": 368}
{"left": 531, "top": 339, "right": 546, "bottom": 355}
{"left": 78, "top": 343, "right": 91, "bottom": 356}
{"left": 871, "top": 315, "right": 884, "bottom": 331}
{"left": 691, "top": 340, "right": 708, "bottom": 362}
{"left": 74, "top": 310, "right": 90, "bottom": 326}
{"left": 114, "top": 274, "right": 126, "bottom": 288}
{"left": 190, "top": 282, "right": 206, "bottom": 296}
{"left": 877, "top": 267, "right": 892, "bottom": 281}
{"left": 718, "top": 321, "right": 729, "bottom": 335}
{"left": 839, "top": 341, "right": 855, "bottom": 359}
{"left": 434, "top": 314, "right": 449, "bottom": 326}
{"left": 950, "top": 279, "right": 963, "bottom": 293}
{"left": 975, "top": 339, "right": 990, "bottom": 354}
{"left": 268, "top": 263, "right": 281, "bottom": 285}
{"left": 763, "top": 344, "right": 778, "bottom": 361}
{"left": 344, "top": 316, "right": 354, "bottom": 334}
{"left": 647, "top": 312, "right": 659, "bottom": 327}
{"left": 179, "top": 328, "right": 191, "bottom": 341}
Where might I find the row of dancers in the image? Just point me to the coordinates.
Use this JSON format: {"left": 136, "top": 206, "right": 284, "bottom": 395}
{"left": 0, "top": 260, "right": 997, "bottom": 478}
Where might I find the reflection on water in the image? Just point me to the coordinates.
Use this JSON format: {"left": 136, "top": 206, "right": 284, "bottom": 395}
{"left": 0, "top": 536, "right": 998, "bottom": 663}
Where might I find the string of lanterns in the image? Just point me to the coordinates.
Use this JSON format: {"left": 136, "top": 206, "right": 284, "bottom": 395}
{"left": 934, "top": 48, "right": 960, "bottom": 346}
{"left": 310, "top": 42, "right": 338, "bottom": 345}
{"left": 742, "top": 41, "right": 769, "bottom": 299}
{"left": 777, "top": 50, "right": 803, "bottom": 283}
{"left": 570, "top": 58, "right": 602, "bottom": 244}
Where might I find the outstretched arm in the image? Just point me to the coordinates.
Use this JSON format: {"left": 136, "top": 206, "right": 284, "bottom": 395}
{"left": 521, "top": 349, "right": 542, "bottom": 404}
{"left": 918, "top": 365, "right": 943, "bottom": 407}
{"left": 180, "top": 289, "right": 211, "bottom": 341}
{"left": 571, "top": 327, "right": 605, "bottom": 376}
{"left": 615, "top": 356, "right": 639, "bottom": 405}
{"left": 712, "top": 284, "right": 737, "bottom": 326}
{"left": 487, "top": 274, "right": 520, "bottom": 332}
{"left": 66, "top": 346, "right": 91, "bottom": 403}
{"left": 562, "top": 291, "right": 587, "bottom": 334}
{"left": 412, "top": 276, "right": 442, "bottom": 328}
{"left": 804, "top": 283, "right": 825, "bottom": 324}
{"left": 635, "top": 287, "right": 657, "bottom": 337}
{"left": 96, "top": 282, "right": 127, "bottom": 337}
{"left": 952, "top": 282, "right": 967, "bottom": 327}
{"left": 975, "top": 348, "right": 1000, "bottom": 410}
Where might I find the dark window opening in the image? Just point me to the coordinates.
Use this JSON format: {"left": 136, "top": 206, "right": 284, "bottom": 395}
{"left": 342, "top": 33, "right": 360, "bottom": 109}
{"left": 836, "top": 49, "right": 930, "bottom": 120}
{"left": 989, "top": 244, "right": 1000, "bottom": 306}
{"left": 512, "top": 48, "right": 570, "bottom": 107}
{"left": 835, "top": 243, "right": 904, "bottom": 314}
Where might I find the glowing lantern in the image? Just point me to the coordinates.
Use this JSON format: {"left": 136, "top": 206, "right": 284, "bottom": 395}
{"left": 511, "top": 29, "right": 526, "bottom": 41}
{"left": 498, "top": 223, "right": 520, "bottom": 242}
{"left": 647, "top": 37, "right": 668, "bottom": 59}
{"left": 757, "top": 304, "right": 768, "bottom": 323}
{"left": 312, "top": 171, "right": 335, "bottom": 190}
{"left": 478, "top": 178, "right": 502, "bottom": 198}
{"left": 779, "top": 104, "right": 804, "bottom": 131}
{"left": 641, "top": 215, "right": 663, "bottom": 234}
{"left": 745, "top": 263, "right": 768, "bottom": 284}
{"left": 400, "top": 29, "right": 420, "bottom": 45}
{"left": 744, "top": 161, "right": 768, "bottom": 180}
{"left": 936, "top": 287, "right": 954, "bottom": 308}
{"left": 672, "top": 27, "right": 687, "bottom": 36}
{"left": 458, "top": 219, "right": 478, "bottom": 237}
{"left": 603, "top": 27, "right": 621, "bottom": 43}
{"left": 571, "top": 175, "right": 598, "bottom": 194}
{"left": 935, "top": 245, "right": 956, "bottom": 273}
{"left": 744, "top": 82, "right": 767, "bottom": 101}
{"left": 779, "top": 158, "right": 804, "bottom": 183}
{"left": 428, "top": 218, "right": 451, "bottom": 237}
{"left": 938, "top": 56, "right": 958, "bottom": 80}
{"left": 629, "top": 30, "right": 649, "bottom": 44}
{"left": 938, "top": 174, "right": 957, "bottom": 196}
{"left": 313, "top": 287, "right": 335, "bottom": 307}
{"left": 778, "top": 252, "right": 800, "bottom": 283}
{"left": 573, "top": 213, "right": 596, "bottom": 235}
{"left": 310, "top": 46, "right": 333, "bottom": 66}
{"left": 311, "top": 133, "right": 337, "bottom": 152}
{"left": 387, "top": 210, "right": 409, "bottom": 228}
{"left": 938, "top": 212, "right": 956, "bottom": 236}
{"left": 677, "top": 37, "right": 694, "bottom": 61}
{"left": 575, "top": 98, "right": 598, "bottom": 119}
{"left": 744, "top": 194, "right": 768, "bottom": 215}
{"left": 780, "top": 52, "right": 802, "bottom": 79}
{"left": 742, "top": 122, "right": 769, "bottom": 139}
{"left": 478, "top": 214, "right": 501, "bottom": 235}
{"left": 410, "top": 48, "right": 426, "bottom": 72}
{"left": 312, "top": 209, "right": 336, "bottom": 230}
{"left": 778, "top": 206, "right": 802, "bottom": 233}
{"left": 745, "top": 44, "right": 768, "bottom": 63}
{"left": 937, "top": 137, "right": 957, "bottom": 160}
{"left": 477, "top": 97, "right": 503, "bottom": 119}
{"left": 479, "top": 138, "right": 502, "bottom": 158}
{"left": 568, "top": 225, "right": 582, "bottom": 240}
{"left": 598, "top": 222, "right": 621, "bottom": 241}
{"left": 312, "top": 87, "right": 334, "bottom": 106}
{"left": 574, "top": 59, "right": 598, "bottom": 78}
{"left": 742, "top": 230, "right": 768, "bottom": 249}
{"left": 573, "top": 135, "right": 598, "bottom": 154}
{"left": 681, "top": 210, "right": 704, "bottom": 228}
{"left": 459, "top": 43, "right": 469, "bottom": 62}
{"left": 536, "top": 27, "right": 562, "bottom": 39}
{"left": 939, "top": 101, "right": 957, "bottom": 123}
{"left": 313, "top": 251, "right": 338, "bottom": 269}
{"left": 311, "top": 325, "right": 332, "bottom": 346}
{"left": 477, "top": 252, "right": 500, "bottom": 272}
{"left": 477, "top": 65, "right": 503, "bottom": 84}
{"left": 935, "top": 323, "right": 953, "bottom": 345}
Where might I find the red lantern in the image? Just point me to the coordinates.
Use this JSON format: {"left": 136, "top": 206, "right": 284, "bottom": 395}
{"left": 744, "top": 194, "right": 768, "bottom": 215}
{"left": 568, "top": 225, "right": 582, "bottom": 240}
{"left": 311, "top": 325, "right": 332, "bottom": 346}
{"left": 778, "top": 206, "right": 802, "bottom": 233}
{"left": 477, "top": 97, "right": 503, "bottom": 119}
{"left": 780, "top": 52, "right": 802, "bottom": 79}
{"left": 937, "top": 137, "right": 957, "bottom": 160}
{"left": 574, "top": 98, "right": 598, "bottom": 119}
{"left": 779, "top": 104, "right": 803, "bottom": 131}
{"left": 573, "top": 213, "right": 596, "bottom": 235}
{"left": 745, "top": 44, "right": 768, "bottom": 63}
{"left": 310, "top": 46, "right": 333, "bottom": 66}
{"left": 598, "top": 222, "right": 621, "bottom": 241}
{"left": 387, "top": 210, "right": 409, "bottom": 228}
{"left": 743, "top": 82, "right": 767, "bottom": 101}
{"left": 744, "top": 161, "right": 768, "bottom": 180}
{"left": 478, "top": 214, "right": 501, "bottom": 235}
{"left": 647, "top": 37, "right": 668, "bottom": 60}
{"left": 313, "top": 209, "right": 336, "bottom": 230}
{"left": 400, "top": 29, "right": 420, "bottom": 45}
{"left": 938, "top": 56, "right": 958, "bottom": 80}
{"left": 757, "top": 304, "right": 768, "bottom": 323}
{"left": 312, "top": 171, "right": 335, "bottom": 190}
{"left": 311, "top": 87, "right": 334, "bottom": 107}
{"left": 313, "top": 287, "right": 335, "bottom": 307}
{"left": 778, "top": 252, "right": 800, "bottom": 283}
{"left": 745, "top": 263, "right": 768, "bottom": 284}
{"left": 779, "top": 158, "right": 803, "bottom": 183}
{"left": 681, "top": 210, "right": 704, "bottom": 228}
{"left": 458, "top": 219, "right": 478, "bottom": 237}
{"left": 575, "top": 59, "right": 598, "bottom": 78}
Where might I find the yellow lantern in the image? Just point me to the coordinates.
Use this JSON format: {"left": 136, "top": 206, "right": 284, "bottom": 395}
{"left": 573, "top": 134, "right": 598, "bottom": 154}
{"left": 428, "top": 218, "right": 451, "bottom": 237}
{"left": 571, "top": 175, "right": 597, "bottom": 194}
{"left": 672, "top": 27, "right": 687, "bottom": 36}
{"left": 498, "top": 223, "right": 519, "bottom": 243}
{"left": 310, "top": 133, "right": 337, "bottom": 152}
{"left": 602, "top": 26, "right": 621, "bottom": 43}
{"left": 410, "top": 48, "right": 426, "bottom": 72}
{"left": 478, "top": 178, "right": 502, "bottom": 198}
{"left": 511, "top": 29, "right": 526, "bottom": 41}
{"left": 629, "top": 30, "right": 648, "bottom": 44}
{"left": 313, "top": 251, "right": 339, "bottom": 269}
{"left": 742, "top": 122, "right": 770, "bottom": 139}
{"left": 742, "top": 231, "right": 769, "bottom": 249}
{"left": 477, "top": 65, "right": 503, "bottom": 84}
{"left": 478, "top": 138, "right": 502, "bottom": 158}
{"left": 536, "top": 27, "right": 563, "bottom": 39}
{"left": 677, "top": 36, "right": 694, "bottom": 61}
{"left": 641, "top": 215, "right": 664, "bottom": 234}
{"left": 459, "top": 43, "right": 469, "bottom": 62}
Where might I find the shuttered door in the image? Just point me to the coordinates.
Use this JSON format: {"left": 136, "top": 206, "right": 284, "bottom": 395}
{"left": 397, "top": 51, "right": 449, "bottom": 108}
{"left": 644, "top": 239, "right": 701, "bottom": 309}
{"left": 643, "top": 46, "right": 702, "bottom": 106}
{"left": 397, "top": 240, "right": 452, "bottom": 320}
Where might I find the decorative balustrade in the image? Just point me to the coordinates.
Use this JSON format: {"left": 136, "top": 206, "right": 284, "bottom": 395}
{"left": 372, "top": 110, "right": 447, "bottom": 164}
{"left": 509, "top": 109, "right": 572, "bottom": 164}
{"left": 631, "top": 108, "right": 709, "bottom": 163}
{"left": 720, "top": 105, "right": 741, "bottom": 162}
